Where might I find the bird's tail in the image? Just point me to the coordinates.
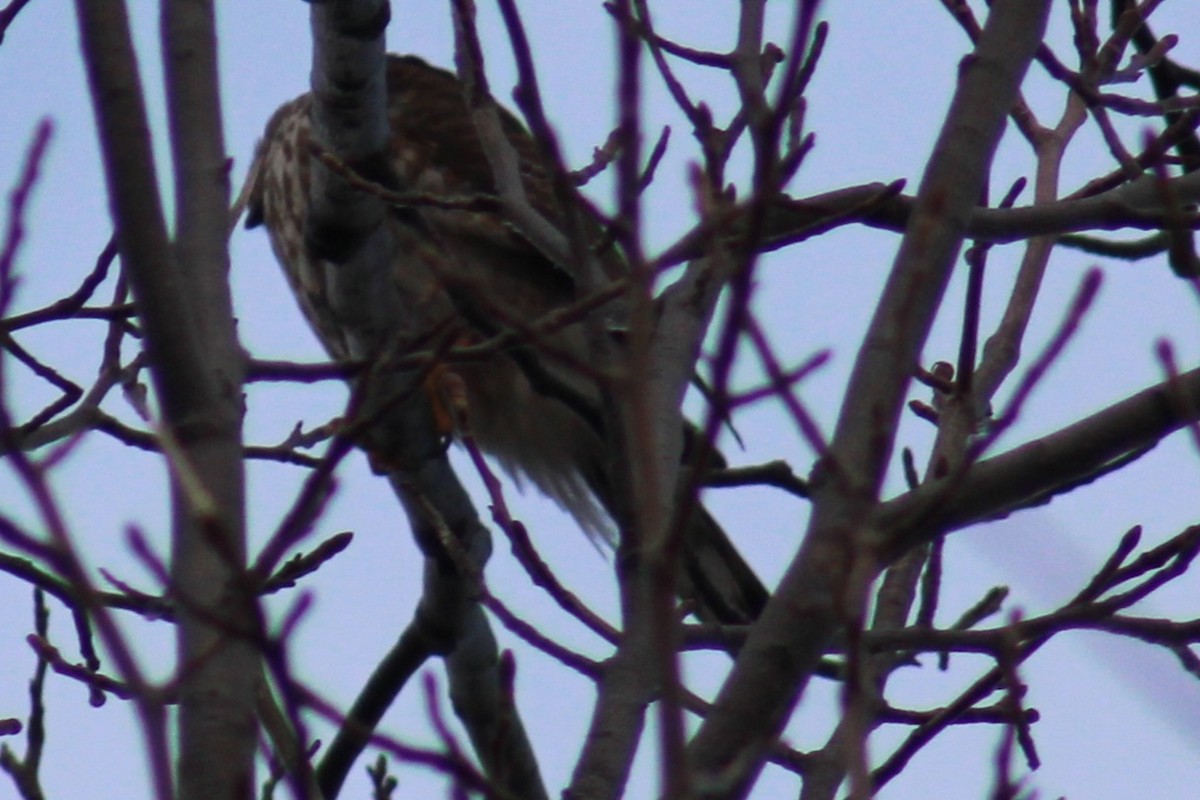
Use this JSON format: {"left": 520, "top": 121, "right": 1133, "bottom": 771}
{"left": 678, "top": 503, "right": 769, "bottom": 625}
{"left": 581, "top": 443, "right": 769, "bottom": 626}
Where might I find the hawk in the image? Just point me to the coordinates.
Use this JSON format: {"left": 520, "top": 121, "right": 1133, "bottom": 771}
{"left": 246, "top": 54, "right": 766, "bottom": 624}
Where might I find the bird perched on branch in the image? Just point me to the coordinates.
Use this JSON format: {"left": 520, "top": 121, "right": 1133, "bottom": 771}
{"left": 245, "top": 54, "right": 767, "bottom": 624}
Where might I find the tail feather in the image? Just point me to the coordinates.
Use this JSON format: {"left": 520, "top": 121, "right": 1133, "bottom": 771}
{"left": 680, "top": 505, "right": 769, "bottom": 625}
{"left": 580, "top": 441, "right": 768, "bottom": 626}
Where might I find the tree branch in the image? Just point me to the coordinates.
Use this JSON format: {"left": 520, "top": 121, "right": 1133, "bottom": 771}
{"left": 687, "top": 4, "right": 1052, "bottom": 796}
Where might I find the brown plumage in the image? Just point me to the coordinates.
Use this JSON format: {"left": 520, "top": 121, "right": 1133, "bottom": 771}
{"left": 246, "top": 54, "right": 767, "bottom": 624}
